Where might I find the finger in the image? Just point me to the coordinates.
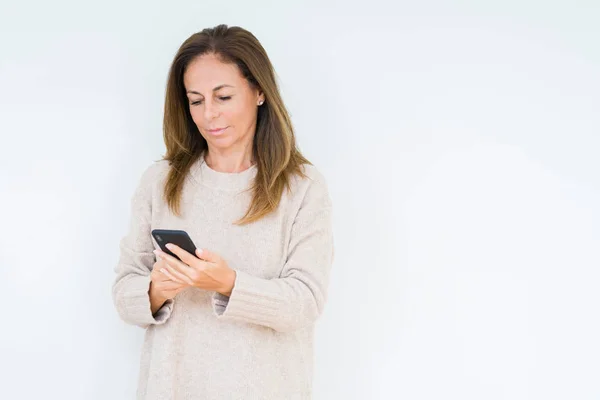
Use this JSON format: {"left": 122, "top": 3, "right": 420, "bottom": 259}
{"left": 154, "top": 251, "right": 197, "bottom": 284}
{"left": 163, "top": 263, "right": 194, "bottom": 286}
{"left": 160, "top": 279, "right": 187, "bottom": 290}
{"left": 159, "top": 266, "right": 190, "bottom": 285}
{"left": 192, "top": 259, "right": 210, "bottom": 272}
{"left": 154, "top": 249, "right": 192, "bottom": 271}
{"left": 195, "top": 248, "right": 218, "bottom": 263}
{"left": 165, "top": 243, "right": 198, "bottom": 266}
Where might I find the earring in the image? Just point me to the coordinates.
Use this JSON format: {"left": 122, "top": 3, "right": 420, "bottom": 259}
{"left": 258, "top": 100, "right": 264, "bottom": 106}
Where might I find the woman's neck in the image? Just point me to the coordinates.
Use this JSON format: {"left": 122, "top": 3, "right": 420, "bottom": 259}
{"left": 203, "top": 147, "right": 255, "bottom": 173}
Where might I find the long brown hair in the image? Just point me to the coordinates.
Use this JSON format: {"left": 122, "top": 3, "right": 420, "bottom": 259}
{"left": 161, "top": 24, "right": 310, "bottom": 225}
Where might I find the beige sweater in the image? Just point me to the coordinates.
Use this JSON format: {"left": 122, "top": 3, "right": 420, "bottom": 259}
{"left": 112, "top": 153, "right": 335, "bottom": 400}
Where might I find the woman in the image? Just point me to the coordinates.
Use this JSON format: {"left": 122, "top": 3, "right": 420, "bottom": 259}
{"left": 112, "top": 24, "right": 335, "bottom": 400}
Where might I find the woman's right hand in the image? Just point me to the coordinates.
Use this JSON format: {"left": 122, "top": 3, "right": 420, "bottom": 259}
{"left": 149, "top": 258, "right": 188, "bottom": 314}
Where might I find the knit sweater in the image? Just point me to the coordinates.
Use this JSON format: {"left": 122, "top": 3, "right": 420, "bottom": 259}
{"left": 112, "top": 152, "right": 335, "bottom": 400}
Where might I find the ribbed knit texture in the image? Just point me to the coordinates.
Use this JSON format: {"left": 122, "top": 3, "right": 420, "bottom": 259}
{"left": 112, "top": 152, "right": 334, "bottom": 400}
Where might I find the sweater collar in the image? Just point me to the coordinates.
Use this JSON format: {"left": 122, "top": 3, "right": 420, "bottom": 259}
{"left": 190, "top": 151, "right": 257, "bottom": 191}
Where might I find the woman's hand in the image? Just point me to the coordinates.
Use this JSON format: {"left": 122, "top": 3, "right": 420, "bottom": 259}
{"left": 153, "top": 244, "right": 237, "bottom": 297}
{"left": 149, "top": 258, "right": 188, "bottom": 314}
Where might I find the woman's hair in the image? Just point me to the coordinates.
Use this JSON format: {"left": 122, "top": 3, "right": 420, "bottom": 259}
{"left": 161, "top": 24, "right": 310, "bottom": 225}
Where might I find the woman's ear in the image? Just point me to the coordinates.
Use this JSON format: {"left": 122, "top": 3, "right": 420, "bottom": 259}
{"left": 255, "top": 87, "right": 265, "bottom": 104}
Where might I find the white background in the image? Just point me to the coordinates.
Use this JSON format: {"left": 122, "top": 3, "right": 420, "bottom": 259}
{"left": 1, "top": 1, "right": 599, "bottom": 399}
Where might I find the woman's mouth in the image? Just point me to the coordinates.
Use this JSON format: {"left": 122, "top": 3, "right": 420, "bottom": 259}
{"left": 207, "top": 127, "right": 228, "bottom": 135}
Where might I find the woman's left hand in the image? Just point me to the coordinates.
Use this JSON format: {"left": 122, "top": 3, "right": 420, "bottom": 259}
{"left": 153, "top": 244, "right": 237, "bottom": 297}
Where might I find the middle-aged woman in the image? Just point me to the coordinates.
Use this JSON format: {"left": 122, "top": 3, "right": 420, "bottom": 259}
{"left": 112, "top": 24, "right": 335, "bottom": 399}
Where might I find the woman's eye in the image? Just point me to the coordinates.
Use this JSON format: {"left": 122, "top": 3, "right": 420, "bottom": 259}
{"left": 190, "top": 97, "right": 231, "bottom": 106}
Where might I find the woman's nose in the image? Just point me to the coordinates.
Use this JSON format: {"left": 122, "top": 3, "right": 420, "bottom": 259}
{"left": 203, "top": 100, "right": 220, "bottom": 119}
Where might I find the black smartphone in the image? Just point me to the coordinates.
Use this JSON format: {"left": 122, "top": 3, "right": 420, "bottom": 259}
{"left": 151, "top": 229, "right": 198, "bottom": 261}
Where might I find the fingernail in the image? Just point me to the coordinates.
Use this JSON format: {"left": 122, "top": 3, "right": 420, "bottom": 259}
{"left": 166, "top": 243, "right": 173, "bottom": 250}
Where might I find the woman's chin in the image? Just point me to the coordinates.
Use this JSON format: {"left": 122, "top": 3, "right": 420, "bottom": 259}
{"left": 206, "top": 136, "right": 235, "bottom": 149}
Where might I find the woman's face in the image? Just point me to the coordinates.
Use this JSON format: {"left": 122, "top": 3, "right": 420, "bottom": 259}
{"left": 183, "top": 53, "right": 264, "bottom": 152}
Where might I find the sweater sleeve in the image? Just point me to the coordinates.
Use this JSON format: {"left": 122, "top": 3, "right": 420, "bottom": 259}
{"left": 112, "top": 163, "right": 174, "bottom": 329}
{"left": 211, "top": 169, "right": 335, "bottom": 333}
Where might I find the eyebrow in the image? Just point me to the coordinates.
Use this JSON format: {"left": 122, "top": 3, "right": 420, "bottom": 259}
{"left": 186, "top": 85, "right": 234, "bottom": 96}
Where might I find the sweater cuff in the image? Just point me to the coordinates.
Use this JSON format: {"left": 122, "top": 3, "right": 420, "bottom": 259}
{"left": 121, "top": 274, "right": 173, "bottom": 326}
{"left": 211, "top": 269, "right": 285, "bottom": 324}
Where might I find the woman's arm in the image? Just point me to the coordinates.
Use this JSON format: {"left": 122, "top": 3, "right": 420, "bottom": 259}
{"left": 149, "top": 281, "right": 168, "bottom": 315}
{"left": 112, "top": 162, "right": 174, "bottom": 328}
{"left": 212, "top": 169, "right": 335, "bottom": 333}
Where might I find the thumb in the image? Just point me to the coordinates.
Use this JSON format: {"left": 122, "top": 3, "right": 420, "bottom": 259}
{"left": 195, "top": 248, "right": 218, "bottom": 262}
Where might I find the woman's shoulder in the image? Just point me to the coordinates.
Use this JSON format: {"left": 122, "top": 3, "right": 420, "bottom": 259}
{"left": 139, "top": 159, "right": 170, "bottom": 183}
{"left": 133, "top": 159, "right": 170, "bottom": 198}
{"left": 296, "top": 163, "right": 328, "bottom": 189}
{"left": 288, "top": 162, "right": 332, "bottom": 208}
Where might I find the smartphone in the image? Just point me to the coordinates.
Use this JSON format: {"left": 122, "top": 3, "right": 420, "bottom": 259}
{"left": 151, "top": 229, "right": 198, "bottom": 261}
